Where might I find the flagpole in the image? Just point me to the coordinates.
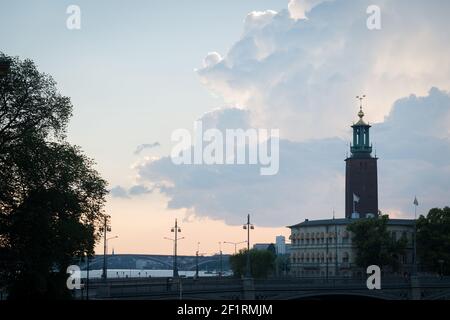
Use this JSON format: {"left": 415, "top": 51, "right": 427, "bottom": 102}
{"left": 413, "top": 197, "right": 418, "bottom": 276}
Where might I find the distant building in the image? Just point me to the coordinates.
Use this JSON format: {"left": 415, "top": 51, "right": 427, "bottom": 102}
{"left": 253, "top": 243, "right": 271, "bottom": 251}
{"left": 288, "top": 218, "right": 415, "bottom": 277}
{"left": 275, "top": 236, "right": 286, "bottom": 255}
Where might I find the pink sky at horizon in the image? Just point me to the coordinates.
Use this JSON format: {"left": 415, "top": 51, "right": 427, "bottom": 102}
{"left": 95, "top": 192, "right": 291, "bottom": 256}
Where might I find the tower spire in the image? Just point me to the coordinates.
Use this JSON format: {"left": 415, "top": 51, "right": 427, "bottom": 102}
{"left": 350, "top": 95, "right": 372, "bottom": 157}
{"left": 356, "top": 95, "right": 366, "bottom": 120}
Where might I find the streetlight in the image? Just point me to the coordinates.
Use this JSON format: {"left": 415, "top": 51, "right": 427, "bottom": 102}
{"left": 195, "top": 242, "right": 200, "bottom": 279}
{"left": 195, "top": 242, "right": 206, "bottom": 279}
{"left": 243, "top": 214, "right": 254, "bottom": 278}
{"left": 85, "top": 253, "right": 91, "bottom": 300}
{"left": 102, "top": 235, "right": 118, "bottom": 280}
{"left": 413, "top": 196, "right": 419, "bottom": 276}
{"left": 164, "top": 219, "right": 184, "bottom": 278}
{"left": 0, "top": 57, "right": 11, "bottom": 77}
{"left": 219, "top": 242, "right": 223, "bottom": 277}
{"left": 101, "top": 215, "right": 112, "bottom": 280}
{"left": 224, "top": 241, "right": 247, "bottom": 254}
{"left": 107, "top": 236, "right": 118, "bottom": 252}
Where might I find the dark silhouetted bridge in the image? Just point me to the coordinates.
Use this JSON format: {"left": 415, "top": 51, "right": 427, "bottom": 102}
{"left": 77, "top": 276, "right": 450, "bottom": 300}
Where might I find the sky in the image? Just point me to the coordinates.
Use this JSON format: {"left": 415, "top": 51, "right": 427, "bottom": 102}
{"left": 1, "top": 0, "right": 450, "bottom": 256}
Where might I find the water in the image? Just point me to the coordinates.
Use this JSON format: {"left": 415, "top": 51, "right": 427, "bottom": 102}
{"left": 80, "top": 269, "right": 232, "bottom": 279}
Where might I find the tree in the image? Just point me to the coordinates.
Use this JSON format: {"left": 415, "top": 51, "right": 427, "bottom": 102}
{"left": 417, "top": 207, "right": 450, "bottom": 275}
{"left": 274, "top": 254, "right": 290, "bottom": 277}
{"left": 0, "top": 53, "right": 107, "bottom": 299}
{"left": 267, "top": 243, "right": 276, "bottom": 256}
{"left": 229, "top": 248, "right": 276, "bottom": 279}
{"left": 347, "top": 215, "right": 407, "bottom": 272}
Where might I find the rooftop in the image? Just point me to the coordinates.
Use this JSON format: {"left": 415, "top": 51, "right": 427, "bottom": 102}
{"left": 288, "top": 218, "right": 416, "bottom": 229}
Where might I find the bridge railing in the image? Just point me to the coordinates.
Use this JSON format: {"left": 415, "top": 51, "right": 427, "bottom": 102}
{"left": 89, "top": 277, "right": 245, "bottom": 299}
{"left": 80, "top": 275, "right": 450, "bottom": 299}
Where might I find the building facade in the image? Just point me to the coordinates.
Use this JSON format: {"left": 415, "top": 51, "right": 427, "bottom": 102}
{"left": 288, "top": 218, "right": 415, "bottom": 277}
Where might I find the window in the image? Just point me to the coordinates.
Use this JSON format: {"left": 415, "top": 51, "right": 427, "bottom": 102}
{"left": 342, "top": 252, "right": 349, "bottom": 263}
{"left": 392, "top": 231, "right": 397, "bottom": 241}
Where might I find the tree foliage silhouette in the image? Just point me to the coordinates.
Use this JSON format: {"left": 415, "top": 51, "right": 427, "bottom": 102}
{"left": 0, "top": 53, "right": 107, "bottom": 299}
{"left": 417, "top": 207, "right": 450, "bottom": 275}
{"left": 229, "top": 248, "right": 276, "bottom": 279}
{"left": 347, "top": 215, "right": 407, "bottom": 272}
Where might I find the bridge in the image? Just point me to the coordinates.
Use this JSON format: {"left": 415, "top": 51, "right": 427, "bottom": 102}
{"left": 76, "top": 276, "right": 450, "bottom": 300}
{"left": 78, "top": 254, "right": 230, "bottom": 272}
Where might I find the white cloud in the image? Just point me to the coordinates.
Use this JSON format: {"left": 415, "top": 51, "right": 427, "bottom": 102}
{"left": 134, "top": 89, "right": 450, "bottom": 226}
{"left": 134, "top": 142, "right": 160, "bottom": 155}
{"left": 197, "top": 0, "right": 450, "bottom": 142}
{"left": 244, "top": 10, "right": 278, "bottom": 32}
{"left": 202, "top": 52, "right": 223, "bottom": 69}
{"left": 288, "top": 0, "right": 331, "bottom": 20}
{"left": 110, "top": 186, "right": 129, "bottom": 198}
{"left": 123, "top": 0, "right": 450, "bottom": 226}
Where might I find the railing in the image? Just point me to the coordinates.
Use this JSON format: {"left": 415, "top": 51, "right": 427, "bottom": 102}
{"left": 75, "top": 275, "right": 450, "bottom": 300}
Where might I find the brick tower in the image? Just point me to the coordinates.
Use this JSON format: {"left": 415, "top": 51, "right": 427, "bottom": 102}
{"left": 345, "top": 97, "right": 378, "bottom": 219}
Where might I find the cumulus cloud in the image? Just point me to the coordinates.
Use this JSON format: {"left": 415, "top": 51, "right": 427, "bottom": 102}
{"left": 134, "top": 88, "right": 450, "bottom": 226}
{"left": 134, "top": 142, "right": 160, "bottom": 155}
{"left": 110, "top": 184, "right": 153, "bottom": 198}
{"left": 288, "top": 0, "right": 331, "bottom": 19}
{"left": 376, "top": 88, "right": 450, "bottom": 216}
{"left": 129, "top": 185, "right": 153, "bottom": 196}
{"left": 109, "top": 186, "right": 129, "bottom": 198}
{"left": 122, "top": 0, "right": 450, "bottom": 226}
{"left": 244, "top": 10, "right": 278, "bottom": 32}
{"left": 135, "top": 129, "right": 346, "bottom": 225}
{"left": 202, "top": 52, "right": 223, "bottom": 69}
{"left": 200, "top": 107, "right": 251, "bottom": 131}
{"left": 197, "top": 0, "right": 450, "bottom": 141}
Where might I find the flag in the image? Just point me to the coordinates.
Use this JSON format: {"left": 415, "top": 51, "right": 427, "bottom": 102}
{"left": 413, "top": 196, "right": 419, "bottom": 206}
{"left": 353, "top": 193, "right": 360, "bottom": 203}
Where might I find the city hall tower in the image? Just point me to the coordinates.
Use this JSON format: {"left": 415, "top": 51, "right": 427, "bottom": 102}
{"left": 345, "top": 97, "right": 378, "bottom": 219}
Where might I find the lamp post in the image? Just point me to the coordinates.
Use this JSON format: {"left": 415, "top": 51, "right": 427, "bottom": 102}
{"left": 164, "top": 219, "right": 184, "bottom": 278}
{"left": 107, "top": 236, "right": 118, "bottom": 253}
{"left": 219, "top": 242, "right": 223, "bottom": 277}
{"left": 243, "top": 214, "right": 254, "bottom": 278}
{"left": 195, "top": 242, "right": 206, "bottom": 279}
{"left": 85, "top": 254, "right": 90, "bottom": 300}
{"left": 195, "top": 242, "right": 200, "bottom": 279}
{"left": 101, "top": 215, "right": 112, "bottom": 280}
{"left": 224, "top": 241, "right": 247, "bottom": 254}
